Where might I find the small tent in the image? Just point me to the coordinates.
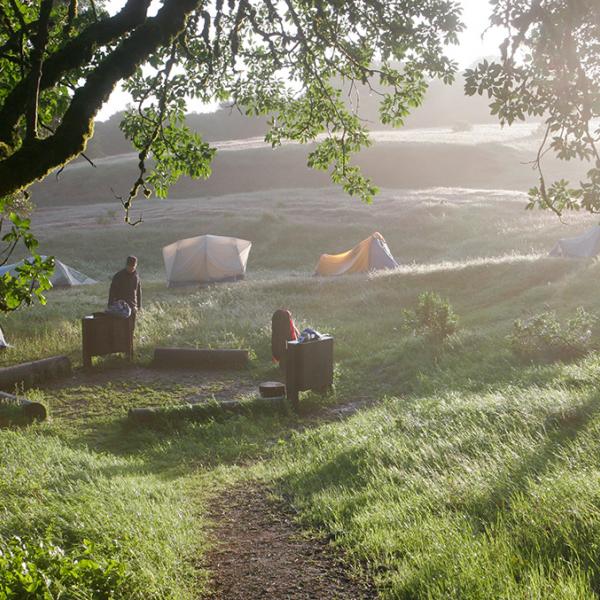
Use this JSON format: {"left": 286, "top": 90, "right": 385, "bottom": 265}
{"left": 0, "top": 326, "right": 9, "bottom": 349}
{"left": 314, "top": 232, "right": 399, "bottom": 276}
{"left": 549, "top": 226, "right": 600, "bottom": 258}
{"left": 0, "top": 256, "right": 96, "bottom": 287}
{"left": 163, "top": 234, "right": 252, "bottom": 287}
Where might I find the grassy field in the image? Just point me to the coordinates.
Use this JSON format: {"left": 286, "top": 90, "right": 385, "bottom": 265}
{"left": 3, "top": 187, "right": 600, "bottom": 598}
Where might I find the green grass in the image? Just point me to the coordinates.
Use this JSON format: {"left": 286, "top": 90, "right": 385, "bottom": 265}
{"left": 270, "top": 379, "right": 600, "bottom": 598}
{"left": 0, "top": 430, "right": 203, "bottom": 598}
{"left": 3, "top": 188, "right": 600, "bottom": 597}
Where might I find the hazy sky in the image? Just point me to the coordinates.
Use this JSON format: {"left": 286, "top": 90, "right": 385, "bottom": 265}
{"left": 97, "top": 0, "right": 503, "bottom": 120}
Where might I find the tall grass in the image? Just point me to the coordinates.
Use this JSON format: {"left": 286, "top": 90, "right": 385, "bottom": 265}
{"left": 271, "top": 379, "right": 600, "bottom": 598}
{"left": 3, "top": 188, "right": 600, "bottom": 597}
{"left": 0, "top": 429, "right": 202, "bottom": 599}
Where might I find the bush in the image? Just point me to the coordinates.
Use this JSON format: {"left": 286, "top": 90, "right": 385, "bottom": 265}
{"left": 509, "top": 308, "right": 596, "bottom": 363}
{"left": 414, "top": 292, "right": 458, "bottom": 342}
{"left": 451, "top": 120, "right": 473, "bottom": 133}
{"left": 0, "top": 535, "right": 129, "bottom": 598}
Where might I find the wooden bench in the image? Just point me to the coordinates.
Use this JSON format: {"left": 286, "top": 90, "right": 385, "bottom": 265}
{"left": 0, "top": 355, "right": 71, "bottom": 391}
{"left": 152, "top": 347, "right": 249, "bottom": 369}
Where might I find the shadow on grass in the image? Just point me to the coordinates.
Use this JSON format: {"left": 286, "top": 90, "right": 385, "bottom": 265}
{"left": 464, "top": 389, "right": 600, "bottom": 529}
{"left": 45, "top": 406, "right": 299, "bottom": 481}
{"left": 34, "top": 327, "right": 600, "bottom": 496}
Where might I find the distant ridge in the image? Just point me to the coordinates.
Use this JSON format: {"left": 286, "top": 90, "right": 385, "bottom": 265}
{"left": 87, "top": 75, "right": 501, "bottom": 160}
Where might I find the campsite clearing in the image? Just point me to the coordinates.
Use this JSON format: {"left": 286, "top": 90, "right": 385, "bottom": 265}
{"left": 4, "top": 188, "right": 600, "bottom": 598}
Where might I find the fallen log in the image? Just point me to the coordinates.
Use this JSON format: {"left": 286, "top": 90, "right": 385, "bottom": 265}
{"left": 128, "top": 396, "right": 287, "bottom": 426}
{"left": 0, "top": 355, "right": 71, "bottom": 392}
{"left": 0, "top": 391, "right": 47, "bottom": 424}
{"left": 152, "top": 347, "right": 249, "bottom": 370}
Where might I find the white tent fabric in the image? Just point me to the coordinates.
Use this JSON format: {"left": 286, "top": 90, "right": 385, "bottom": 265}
{"left": 0, "top": 326, "right": 9, "bottom": 349}
{"left": 549, "top": 226, "right": 600, "bottom": 258}
{"left": 163, "top": 234, "right": 252, "bottom": 287}
{"left": 0, "top": 256, "right": 96, "bottom": 287}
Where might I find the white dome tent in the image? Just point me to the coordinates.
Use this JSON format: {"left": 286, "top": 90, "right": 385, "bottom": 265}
{"left": 162, "top": 234, "right": 252, "bottom": 287}
{"left": 549, "top": 226, "right": 600, "bottom": 258}
{"left": 0, "top": 256, "right": 96, "bottom": 287}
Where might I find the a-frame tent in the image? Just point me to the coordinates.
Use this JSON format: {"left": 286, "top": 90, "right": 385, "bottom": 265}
{"left": 0, "top": 256, "right": 96, "bottom": 287}
{"left": 314, "top": 232, "right": 399, "bottom": 276}
{"left": 549, "top": 226, "right": 600, "bottom": 258}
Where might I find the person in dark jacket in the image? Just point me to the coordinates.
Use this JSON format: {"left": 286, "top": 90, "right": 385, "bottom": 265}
{"left": 109, "top": 256, "right": 142, "bottom": 326}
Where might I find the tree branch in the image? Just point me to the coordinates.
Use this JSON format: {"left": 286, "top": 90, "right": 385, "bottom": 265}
{"left": 26, "top": 0, "right": 54, "bottom": 142}
{"left": 125, "top": 41, "right": 179, "bottom": 223}
{"left": 0, "top": 0, "right": 153, "bottom": 146}
{"left": 0, "top": 0, "right": 203, "bottom": 198}
{"left": 66, "top": 0, "right": 78, "bottom": 34}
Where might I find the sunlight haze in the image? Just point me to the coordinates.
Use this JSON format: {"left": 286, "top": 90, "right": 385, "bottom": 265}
{"left": 97, "top": 0, "right": 502, "bottom": 120}
{"left": 3, "top": 2, "right": 599, "bottom": 598}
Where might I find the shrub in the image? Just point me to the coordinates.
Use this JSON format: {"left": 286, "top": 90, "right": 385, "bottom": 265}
{"left": 451, "top": 120, "right": 473, "bottom": 133}
{"left": 0, "top": 535, "right": 129, "bottom": 598}
{"left": 414, "top": 292, "right": 458, "bottom": 342}
{"left": 509, "top": 308, "right": 596, "bottom": 363}
{"left": 95, "top": 209, "right": 118, "bottom": 225}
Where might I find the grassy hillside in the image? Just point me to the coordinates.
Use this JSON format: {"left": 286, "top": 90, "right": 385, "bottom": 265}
{"left": 3, "top": 188, "right": 600, "bottom": 598}
{"left": 25, "top": 186, "right": 598, "bottom": 282}
{"left": 30, "top": 123, "right": 590, "bottom": 207}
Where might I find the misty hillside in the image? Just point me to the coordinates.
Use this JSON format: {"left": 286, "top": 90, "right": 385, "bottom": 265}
{"left": 30, "top": 74, "right": 591, "bottom": 209}
{"left": 32, "top": 124, "right": 590, "bottom": 209}
{"left": 84, "top": 75, "right": 501, "bottom": 159}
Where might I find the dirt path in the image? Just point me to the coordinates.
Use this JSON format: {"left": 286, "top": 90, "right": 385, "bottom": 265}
{"left": 203, "top": 484, "right": 376, "bottom": 599}
{"left": 44, "top": 364, "right": 377, "bottom": 597}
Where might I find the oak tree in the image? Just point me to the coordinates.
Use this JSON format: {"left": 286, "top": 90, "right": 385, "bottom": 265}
{"left": 465, "top": 0, "right": 600, "bottom": 216}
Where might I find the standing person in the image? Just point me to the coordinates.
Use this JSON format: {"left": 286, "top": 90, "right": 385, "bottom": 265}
{"left": 108, "top": 256, "right": 142, "bottom": 327}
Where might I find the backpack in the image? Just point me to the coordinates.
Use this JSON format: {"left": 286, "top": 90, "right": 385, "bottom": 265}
{"left": 271, "top": 309, "right": 298, "bottom": 366}
{"left": 105, "top": 299, "right": 132, "bottom": 319}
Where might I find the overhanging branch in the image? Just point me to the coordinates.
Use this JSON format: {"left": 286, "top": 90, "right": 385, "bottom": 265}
{"left": 0, "top": 0, "right": 153, "bottom": 145}
{"left": 0, "top": 0, "right": 202, "bottom": 198}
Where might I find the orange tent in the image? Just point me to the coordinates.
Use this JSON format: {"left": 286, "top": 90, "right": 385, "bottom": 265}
{"left": 314, "top": 232, "right": 398, "bottom": 276}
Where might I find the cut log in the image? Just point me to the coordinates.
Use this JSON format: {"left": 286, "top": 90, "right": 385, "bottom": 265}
{"left": 152, "top": 348, "right": 249, "bottom": 370}
{"left": 0, "top": 356, "right": 71, "bottom": 392}
{"left": 0, "top": 391, "right": 47, "bottom": 423}
{"left": 128, "top": 396, "right": 287, "bottom": 426}
{"left": 259, "top": 381, "right": 286, "bottom": 398}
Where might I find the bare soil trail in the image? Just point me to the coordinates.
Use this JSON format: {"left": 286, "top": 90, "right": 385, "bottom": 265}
{"left": 203, "top": 483, "right": 376, "bottom": 600}
{"left": 43, "top": 364, "right": 376, "bottom": 598}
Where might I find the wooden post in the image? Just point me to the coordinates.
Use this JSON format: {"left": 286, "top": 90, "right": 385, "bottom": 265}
{"left": 285, "top": 336, "right": 334, "bottom": 411}
{"left": 81, "top": 314, "right": 135, "bottom": 368}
